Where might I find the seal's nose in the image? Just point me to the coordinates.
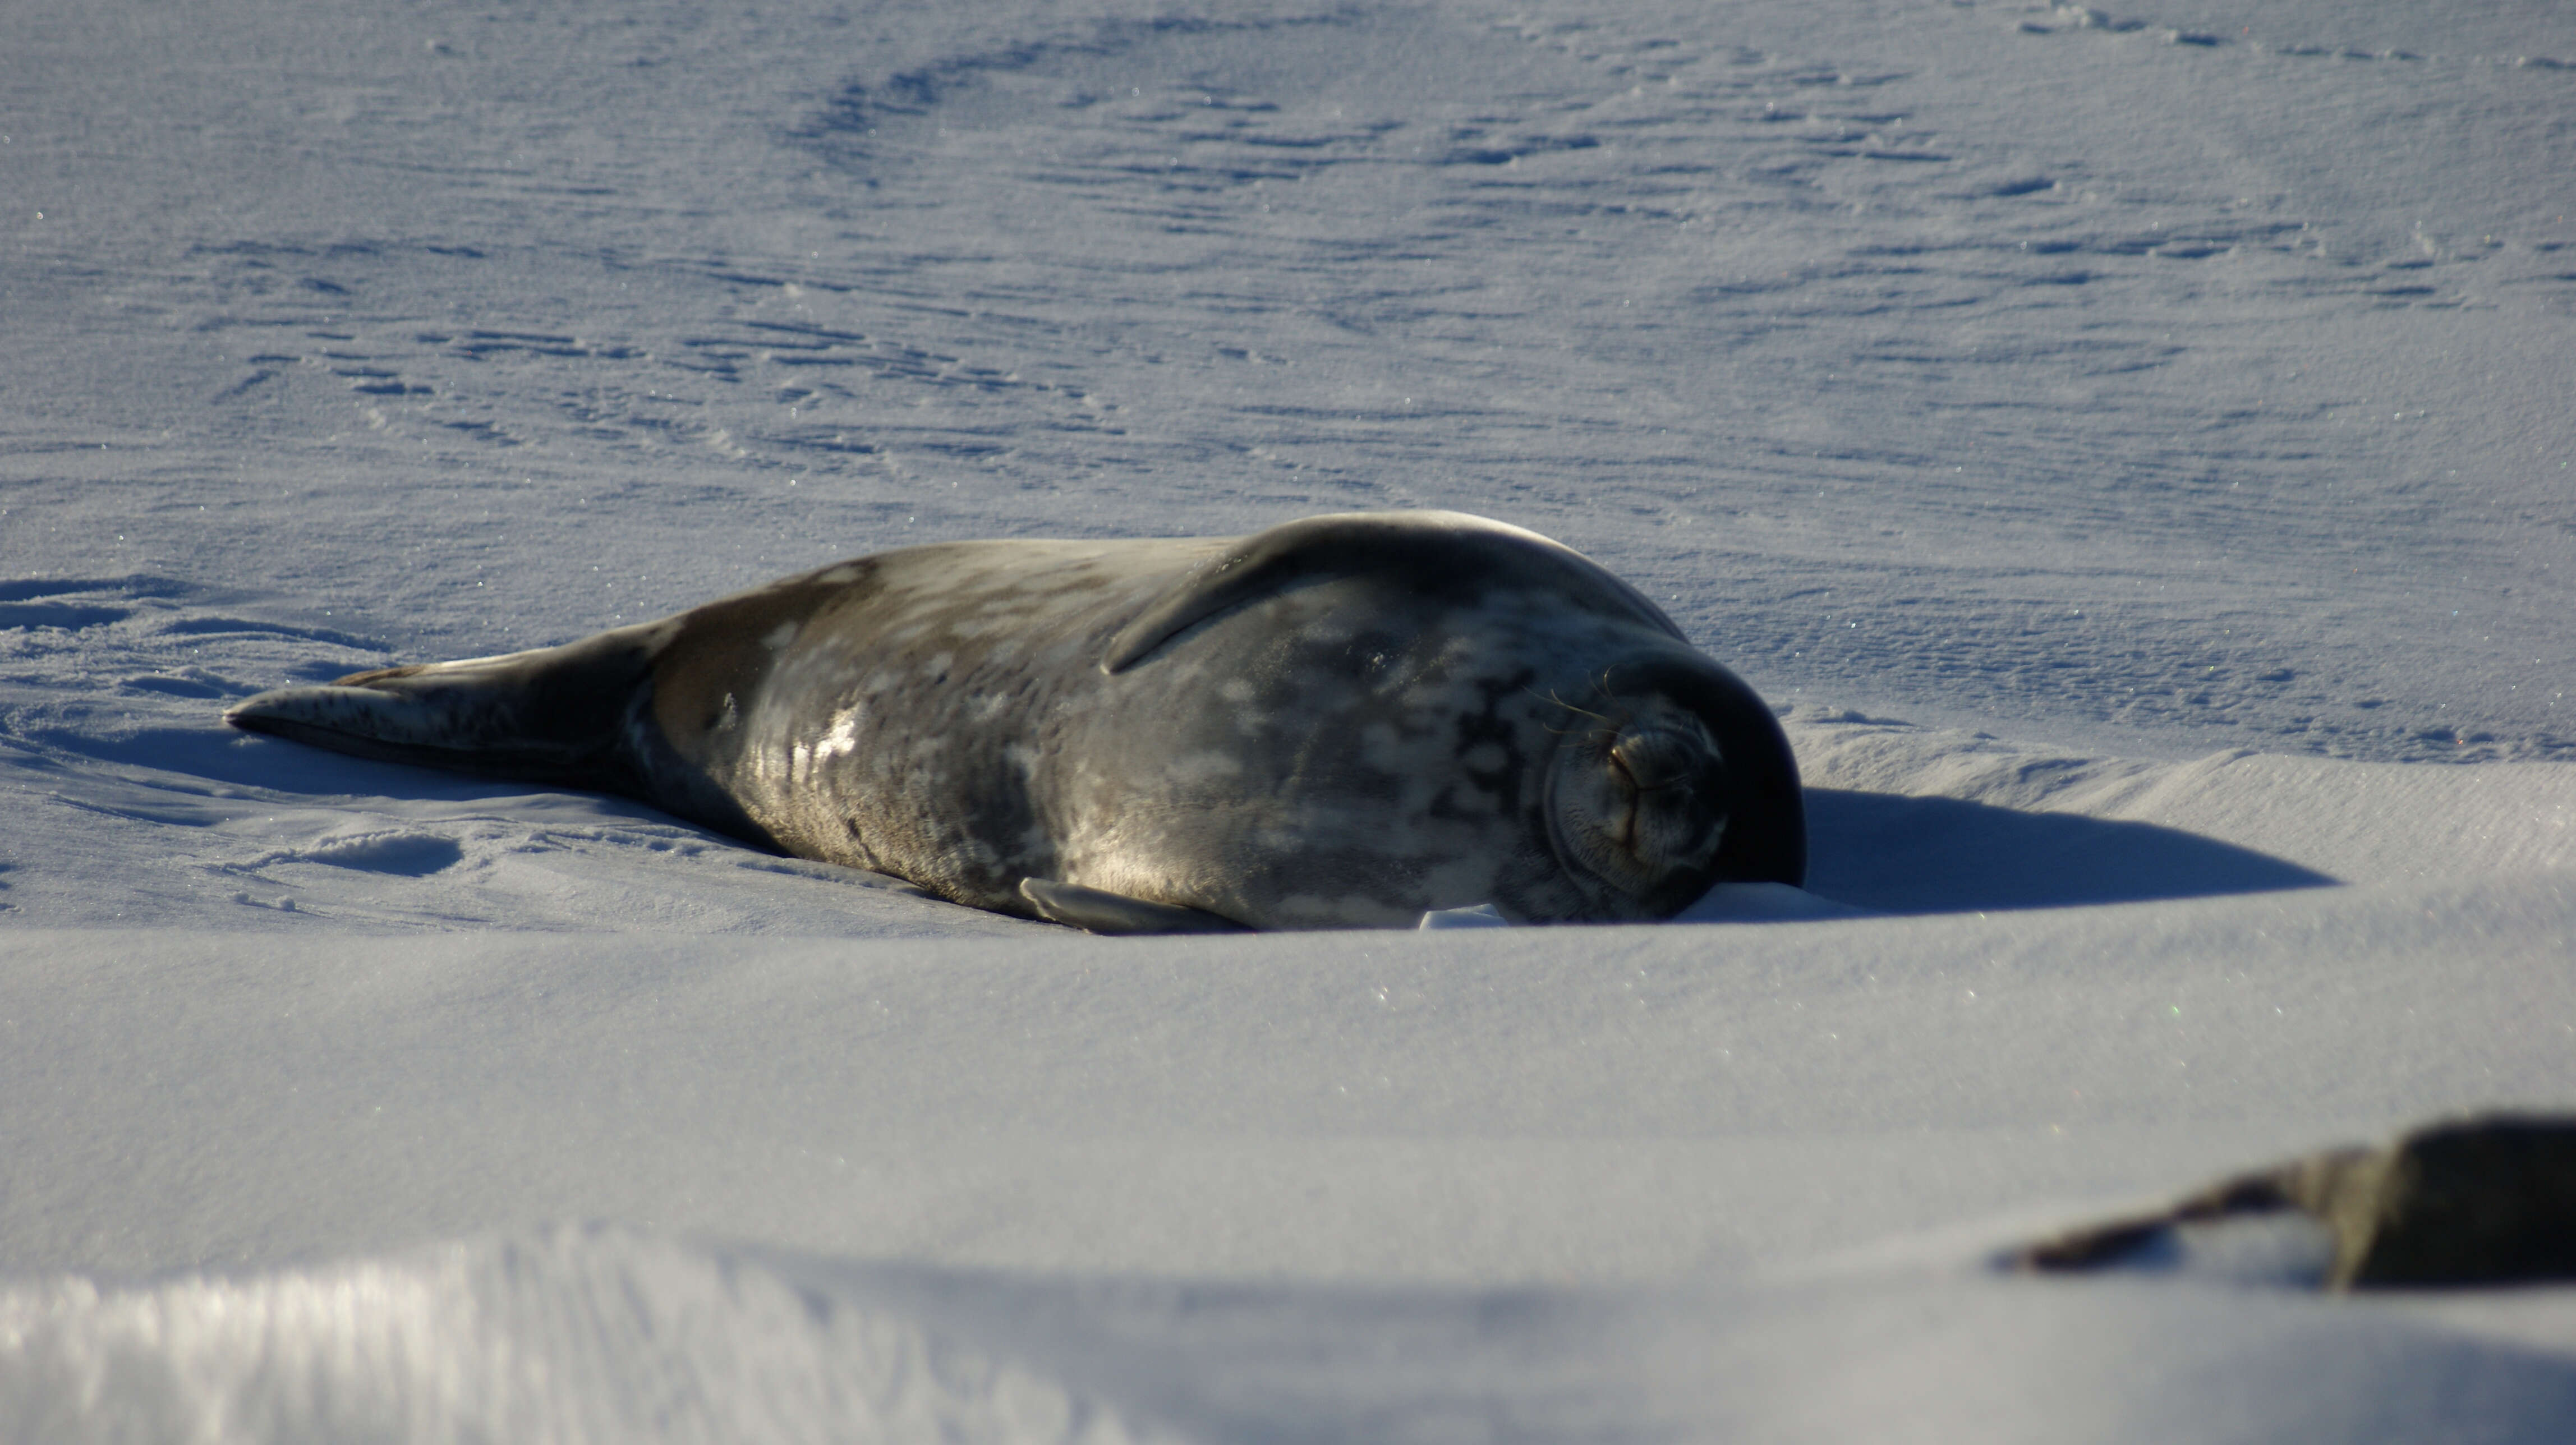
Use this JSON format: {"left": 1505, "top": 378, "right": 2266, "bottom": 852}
{"left": 1546, "top": 702, "right": 1730, "bottom": 910}
{"left": 1611, "top": 725, "right": 1704, "bottom": 795}
{"left": 1609, "top": 722, "right": 1726, "bottom": 861}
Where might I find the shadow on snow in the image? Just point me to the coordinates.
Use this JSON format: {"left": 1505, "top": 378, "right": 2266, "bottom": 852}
{"left": 36, "top": 726, "right": 2338, "bottom": 922}
{"left": 1802, "top": 788, "right": 2335, "bottom": 915}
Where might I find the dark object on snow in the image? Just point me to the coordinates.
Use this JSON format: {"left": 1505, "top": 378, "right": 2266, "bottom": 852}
{"left": 2017, "top": 1113, "right": 2576, "bottom": 1289}
{"left": 224, "top": 511, "right": 1804, "bottom": 932}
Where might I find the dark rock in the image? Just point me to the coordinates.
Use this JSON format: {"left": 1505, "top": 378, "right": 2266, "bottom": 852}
{"left": 2014, "top": 1113, "right": 2576, "bottom": 1290}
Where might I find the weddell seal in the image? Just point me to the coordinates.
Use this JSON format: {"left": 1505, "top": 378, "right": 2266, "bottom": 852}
{"left": 224, "top": 511, "right": 1804, "bottom": 932}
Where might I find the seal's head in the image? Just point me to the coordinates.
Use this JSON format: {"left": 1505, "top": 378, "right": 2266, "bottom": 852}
{"left": 1544, "top": 693, "right": 1731, "bottom": 916}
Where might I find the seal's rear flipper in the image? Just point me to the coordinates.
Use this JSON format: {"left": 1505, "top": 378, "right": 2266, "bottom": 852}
{"left": 1019, "top": 878, "right": 1250, "bottom": 935}
{"left": 223, "top": 626, "right": 661, "bottom": 788}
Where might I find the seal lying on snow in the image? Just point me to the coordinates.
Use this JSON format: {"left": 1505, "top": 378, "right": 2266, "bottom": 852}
{"left": 226, "top": 511, "right": 1804, "bottom": 932}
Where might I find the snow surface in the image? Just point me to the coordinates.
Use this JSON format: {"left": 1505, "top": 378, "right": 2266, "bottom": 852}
{"left": 4, "top": 0, "right": 2575, "bottom": 1438}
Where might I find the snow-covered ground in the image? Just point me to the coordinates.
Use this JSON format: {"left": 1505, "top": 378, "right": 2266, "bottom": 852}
{"left": 4, "top": 0, "right": 2574, "bottom": 1438}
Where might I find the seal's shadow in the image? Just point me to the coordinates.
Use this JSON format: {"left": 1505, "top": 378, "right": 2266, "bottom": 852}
{"left": 1802, "top": 788, "right": 2335, "bottom": 914}
{"left": 164, "top": 730, "right": 2336, "bottom": 919}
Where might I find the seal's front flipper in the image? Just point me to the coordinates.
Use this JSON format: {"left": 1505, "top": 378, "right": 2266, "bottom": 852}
{"left": 1019, "top": 878, "right": 1250, "bottom": 935}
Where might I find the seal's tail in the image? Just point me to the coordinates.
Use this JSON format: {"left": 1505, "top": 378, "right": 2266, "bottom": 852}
{"left": 223, "top": 627, "right": 660, "bottom": 786}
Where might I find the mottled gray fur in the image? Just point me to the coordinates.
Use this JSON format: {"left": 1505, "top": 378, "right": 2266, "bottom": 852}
{"left": 226, "top": 512, "right": 1804, "bottom": 931}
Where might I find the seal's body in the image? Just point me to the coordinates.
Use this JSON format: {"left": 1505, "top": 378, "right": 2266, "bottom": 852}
{"left": 226, "top": 512, "right": 1804, "bottom": 931}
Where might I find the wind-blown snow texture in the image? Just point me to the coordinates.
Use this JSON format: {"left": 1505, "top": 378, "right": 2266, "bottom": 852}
{"left": 4, "top": 1, "right": 2575, "bottom": 1439}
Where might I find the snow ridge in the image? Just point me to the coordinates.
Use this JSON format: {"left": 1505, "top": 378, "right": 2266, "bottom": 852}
{"left": 0, "top": 1227, "right": 1166, "bottom": 1445}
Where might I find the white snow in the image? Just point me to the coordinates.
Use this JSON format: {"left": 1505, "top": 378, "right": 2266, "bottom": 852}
{"left": 4, "top": 0, "right": 2575, "bottom": 1438}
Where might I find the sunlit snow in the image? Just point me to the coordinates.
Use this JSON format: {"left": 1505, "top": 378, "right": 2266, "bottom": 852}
{"left": 5, "top": 0, "right": 2574, "bottom": 1439}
